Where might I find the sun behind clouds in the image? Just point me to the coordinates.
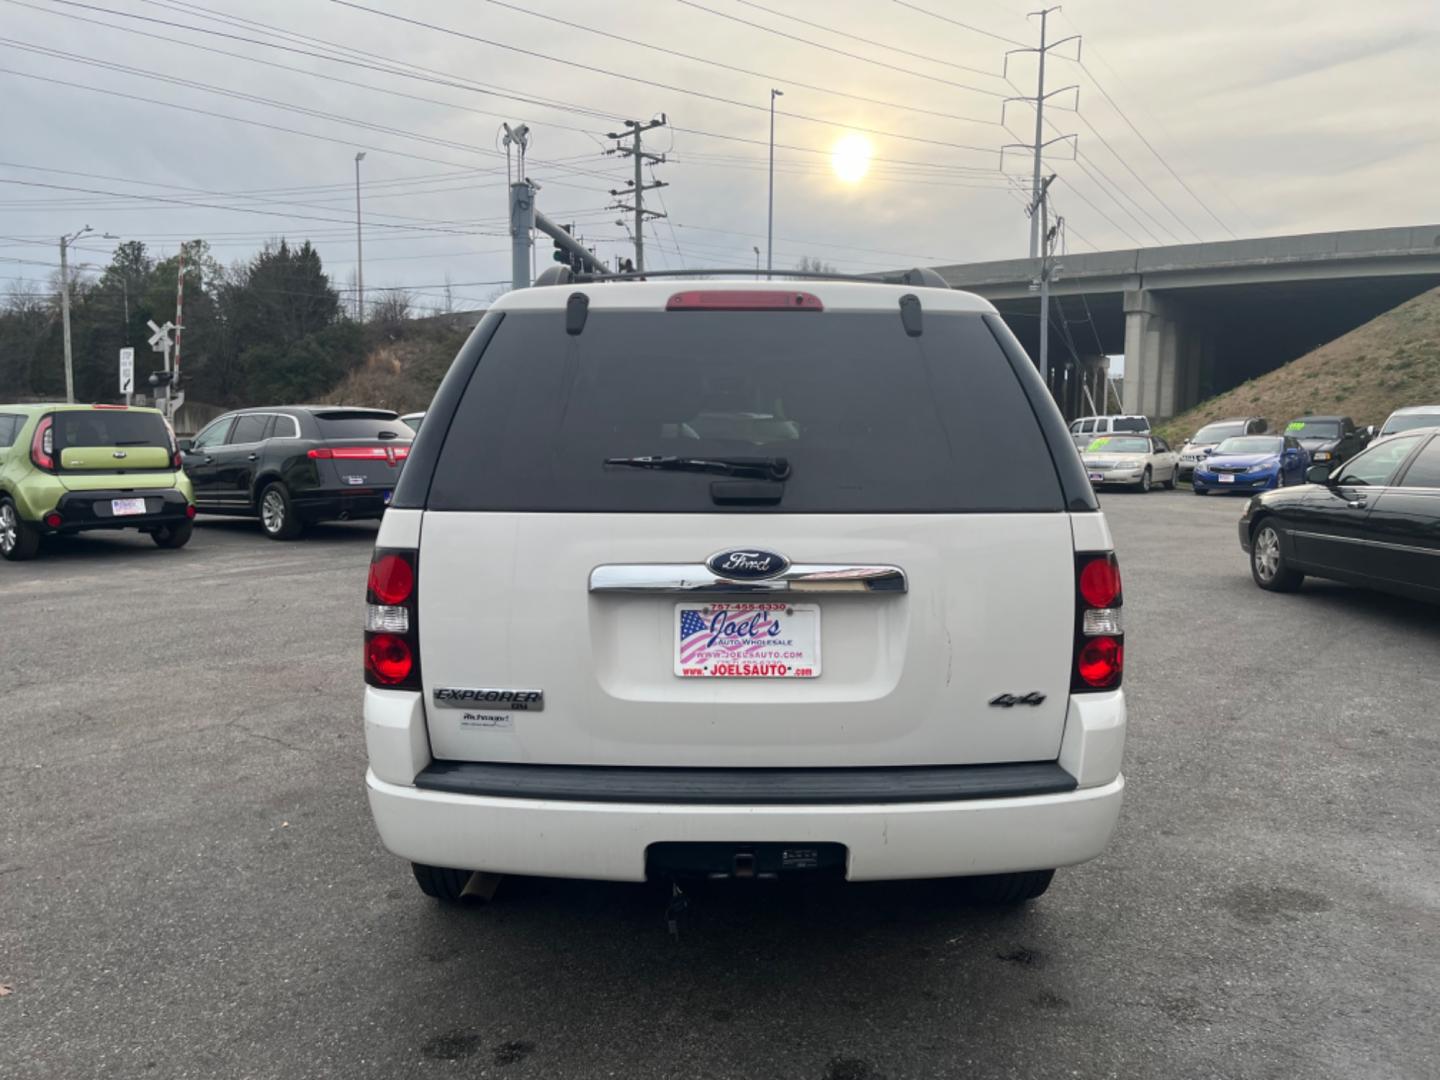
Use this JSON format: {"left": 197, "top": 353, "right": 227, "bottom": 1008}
{"left": 830, "top": 133, "right": 872, "bottom": 184}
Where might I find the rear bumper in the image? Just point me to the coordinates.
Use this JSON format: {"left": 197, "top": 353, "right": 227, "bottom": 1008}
{"left": 51, "top": 488, "right": 191, "bottom": 532}
{"left": 292, "top": 489, "right": 392, "bottom": 522}
{"left": 363, "top": 687, "right": 1127, "bottom": 882}
{"left": 1086, "top": 468, "right": 1145, "bottom": 485}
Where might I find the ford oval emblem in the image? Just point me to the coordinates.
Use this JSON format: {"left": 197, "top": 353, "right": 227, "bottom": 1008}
{"left": 706, "top": 548, "right": 790, "bottom": 580}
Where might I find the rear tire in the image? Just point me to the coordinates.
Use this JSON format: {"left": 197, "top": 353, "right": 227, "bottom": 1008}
{"left": 411, "top": 863, "right": 473, "bottom": 902}
{"left": 1250, "top": 521, "right": 1303, "bottom": 592}
{"left": 0, "top": 498, "right": 40, "bottom": 561}
{"left": 151, "top": 520, "right": 193, "bottom": 549}
{"left": 1163, "top": 467, "right": 1177, "bottom": 490}
{"left": 258, "top": 482, "right": 303, "bottom": 541}
{"left": 955, "top": 869, "right": 1055, "bottom": 905}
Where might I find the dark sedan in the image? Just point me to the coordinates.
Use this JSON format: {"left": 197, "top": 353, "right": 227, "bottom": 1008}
{"left": 1239, "top": 428, "right": 1440, "bottom": 603}
{"left": 180, "top": 406, "right": 411, "bottom": 539}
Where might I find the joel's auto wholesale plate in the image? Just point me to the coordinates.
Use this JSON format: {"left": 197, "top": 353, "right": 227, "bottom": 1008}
{"left": 110, "top": 498, "right": 146, "bottom": 516}
{"left": 675, "top": 602, "right": 820, "bottom": 678}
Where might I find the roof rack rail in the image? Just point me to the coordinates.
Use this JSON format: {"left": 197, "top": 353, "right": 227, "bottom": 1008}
{"left": 533, "top": 266, "right": 951, "bottom": 289}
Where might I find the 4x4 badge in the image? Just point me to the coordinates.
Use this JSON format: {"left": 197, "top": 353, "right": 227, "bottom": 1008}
{"left": 706, "top": 548, "right": 790, "bottom": 580}
{"left": 989, "top": 692, "right": 1047, "bottom": 708}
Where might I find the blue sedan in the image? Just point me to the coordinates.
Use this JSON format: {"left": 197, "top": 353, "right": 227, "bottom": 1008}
{"left": 1194, "top": 435, "right": 1310, "bottom": 494}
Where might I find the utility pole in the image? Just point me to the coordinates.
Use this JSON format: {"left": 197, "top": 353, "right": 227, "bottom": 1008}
{"left": 503, "top": 123, "right": 534, "bottom": 290}
{"left": 607, "top": 116, "right": 668, "bottom": 273}
{"left": 58, "top": 225, "right": 93, "bottom": 404}
{"left": 354, "top": 152, "right": 367, "bottom": 320}
{"left": 1031, "top": 174, "right": 1060, "bottom": 389}
{"left": 1001, "top": 8, "right": 1079, "bottom": 258}
{"left": 173, "top": 241, "right": 187, "bottom": 394}
{"left": 767, "top": 89, "right": 783, "bottom": 278}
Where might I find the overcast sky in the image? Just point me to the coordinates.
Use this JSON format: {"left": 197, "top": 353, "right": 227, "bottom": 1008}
{"left": 3, "top": 0, "right": 1437, "bottom": 313}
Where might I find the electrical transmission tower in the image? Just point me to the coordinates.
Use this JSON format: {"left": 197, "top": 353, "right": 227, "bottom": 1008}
{"left": 1000, "top": 7, "right": 1080, "bottom": 259}
{"left": 607, "top": 116, "right": 669, "bottom": 273}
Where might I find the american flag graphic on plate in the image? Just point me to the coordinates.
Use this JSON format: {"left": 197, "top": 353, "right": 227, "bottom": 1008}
{"left": 674, "top": 602, "right": 821, "bottom": 678}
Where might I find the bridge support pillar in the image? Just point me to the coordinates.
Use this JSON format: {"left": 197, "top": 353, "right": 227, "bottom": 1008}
{"left": 1122, "top": 289, "right": 1199, "bottom": 421}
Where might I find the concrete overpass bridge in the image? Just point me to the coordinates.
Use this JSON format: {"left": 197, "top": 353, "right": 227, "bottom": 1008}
{"left": 933, "top": 224, "right": 1440, "bottom": 420}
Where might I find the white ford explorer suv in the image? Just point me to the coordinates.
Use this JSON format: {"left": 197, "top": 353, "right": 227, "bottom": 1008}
{"left": 362, "top": 274, "right": 1126, "bottom": 906}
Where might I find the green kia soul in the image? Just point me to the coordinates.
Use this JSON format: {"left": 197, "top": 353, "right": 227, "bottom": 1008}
{"left": 0, "top": 404, "right": 196, "bottom": 561}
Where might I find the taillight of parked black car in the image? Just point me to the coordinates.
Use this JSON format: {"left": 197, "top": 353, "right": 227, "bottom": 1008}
{"left": 364, "top": 548, "right": 421, "bottom": 690}
{"left": 1073, "top": 553, "right": 1123, "bottom": 691}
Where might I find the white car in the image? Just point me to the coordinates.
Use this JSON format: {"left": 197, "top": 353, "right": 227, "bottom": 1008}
{"left": 362, "top": 276, "right": 1126, "bottom": 907}
{"left": 1081, "top": 434, "right": 1180, "bottom": 492}
{"left": 1380, "top": 405, "right": 1440, "bottom": 437}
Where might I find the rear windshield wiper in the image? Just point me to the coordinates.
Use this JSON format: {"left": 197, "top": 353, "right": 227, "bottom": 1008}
{"left": 604, "top": 455, "right": 791, "bottom": 480}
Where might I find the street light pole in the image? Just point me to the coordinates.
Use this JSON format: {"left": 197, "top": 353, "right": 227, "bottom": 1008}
{"left": 59, "top": 225, "right": 93, "bottom": 404}
{"left": 767, "top": 88, "right": 782, "bottom": 279}
{"left": 354, "top": 152, "right": 366, "bottom": 321}
{"left": 753, "top": 245, "right": 760, "bottom": 278}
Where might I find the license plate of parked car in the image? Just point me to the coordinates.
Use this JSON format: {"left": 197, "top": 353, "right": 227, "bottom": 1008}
{"left": 110, "top": 498, "right": 147, "bottom": 516}
{"left": 1219, "top": 474, "right": 1235, "bottom": 483}
{"left": 674, "top": 602, "right": 821, "bottom": 678}
{"left": 1088, "top": 472, "right": 1103, "bottom": 481}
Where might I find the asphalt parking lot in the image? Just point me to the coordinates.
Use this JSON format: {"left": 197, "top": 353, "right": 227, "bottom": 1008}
{"left": 3, "top": 495, "right": 1438, "bottom": 1080}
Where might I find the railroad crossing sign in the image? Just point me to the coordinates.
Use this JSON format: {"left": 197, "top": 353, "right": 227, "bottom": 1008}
{"left": 119, "top": 347, "right": 134, "bottom": 395}
{"left": 147, "top": 319, "right": 175, "bottom": 352}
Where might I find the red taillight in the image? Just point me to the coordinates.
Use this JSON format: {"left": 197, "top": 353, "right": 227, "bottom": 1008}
{"left": 1079, "top": 556, "right": 1122, "bottom": 608}
{"left": 366, "top": 634, "right": 413, "bottom": 686}
{"left": 365, "top": 548, "right": 420, "bottom": 690}
{"left": 310, "top": 446, "right": 394, "bottom": 460}
{"left": 185, "top": 504, "right": 197, "bottom": 520}
{"left": 30, "top": 415, "right": 54, "bottom": 471}
{"left": 666, "top": 290, "right": 823, "bottom": 311}
{"left": 1074, "top": 553, "right": 1124, "bottom": 692}
{"left": 1077, "top": 636, "right": 1123, "bottom": 688}
{"left": 44, "top": 511, "right": 63, "bottom": 528}
{"left": 368, "top": 552, "right": 414, "bottom": 605}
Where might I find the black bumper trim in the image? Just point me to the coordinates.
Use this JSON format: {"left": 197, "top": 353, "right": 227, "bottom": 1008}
{"left": 413, "top": 760, "right": 1078, "bottom": 805}
{"left": 54, "top": 488, "right": 190, "bottom": 529}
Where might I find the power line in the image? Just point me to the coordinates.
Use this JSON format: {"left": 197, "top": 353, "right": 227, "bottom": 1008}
{"left": 26, "top": 0, "right": 1012, "bottom": 178}
{"left": 890, "top": 0, "right": 1029, "bottom": 47}
{"left": 729, "top": 0, "right": 1007, "bottom": 80}
{"left": 473, "top": 0, "right": 1001, "bottom": 125}
{"left": 1073, "top": 113, "right": 1203, "bottom": 242}
{"left": 669, "top": 0, "right": 1007, "bottom": 97}
{"left": 328, "top": 0, "right": 1002, "bottom": 157}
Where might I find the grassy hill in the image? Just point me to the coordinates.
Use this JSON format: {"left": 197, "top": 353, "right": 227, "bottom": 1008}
{"left": 1158, "top": 286, "right": 1440, "bottom": 444}
{"left": 325, "top": 313, "right": 477, "bottom": 413}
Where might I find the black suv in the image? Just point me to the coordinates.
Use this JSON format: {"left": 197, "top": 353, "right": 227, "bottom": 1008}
{"left": 180, "top": 406, "right": 412, "bottom": 539}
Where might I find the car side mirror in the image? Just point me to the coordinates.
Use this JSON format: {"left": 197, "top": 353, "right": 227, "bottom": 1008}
{"left": 1306, "top": 464, "right": 1334, "bottom": 485}
{"left": 177, "top": 438, "right": 193, "bottom": 452}
{"left": 1363, "top": 425, "right": 1377, "bottom": 440}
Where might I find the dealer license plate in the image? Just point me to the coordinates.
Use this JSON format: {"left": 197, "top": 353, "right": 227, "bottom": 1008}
{"left": 1219, "top": 474, "right": 1235, "bottom": 484}
{"left": 1088, "top": 472, "right": 1103, "bottom": 482}
{"left": 674, "top": 602, "right": 820, "bottom": 678}
{"left": 111, "top": 498, "right": 147, "bottom": 516}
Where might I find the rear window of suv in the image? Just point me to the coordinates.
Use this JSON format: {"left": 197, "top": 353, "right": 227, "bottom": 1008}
{"left": 51, "top": 410, "right": 170, "bottom": 450}
{"left": 313, "top": 410, "right": 407, "bottom": 440}
{"left": 427, "top": 310, "right": 1066, "bottom": 513}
